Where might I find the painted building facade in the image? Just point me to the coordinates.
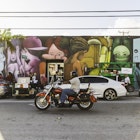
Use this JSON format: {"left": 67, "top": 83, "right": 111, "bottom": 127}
{"left": 1, "top": 36, "right": 140, "bottom": 89}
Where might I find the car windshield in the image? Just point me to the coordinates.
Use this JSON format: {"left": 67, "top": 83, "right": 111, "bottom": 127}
{"left": 79, "top": 77, "right": 108, "bottom": 83}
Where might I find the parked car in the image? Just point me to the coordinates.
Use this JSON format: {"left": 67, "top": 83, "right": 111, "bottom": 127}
{"left": 59, "top": 75, "right": 128, "bottom": 101}
{"left": 13, "top": 77, "right": 37, "bottom": 98}
{"left": 0, "top": 79, "right": 11, "bottom": 98}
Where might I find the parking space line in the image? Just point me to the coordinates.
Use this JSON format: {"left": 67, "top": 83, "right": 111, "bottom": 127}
{"left": 28, "top": 103, "right": 35, "bottom": 106}
{"left": 98, "top": 100, "right": 140, "bottom": 104}
{"left": 0, "top": 98, "right": 140, "bottom": 104}
{"left": 135, "top": 130, "right": 140, "bottom": 140}
{"left": 0, "top": 100, "right": 34, "bottom": 103}
{"left": 0, "top": 131, "right": 4, "bottom": 140}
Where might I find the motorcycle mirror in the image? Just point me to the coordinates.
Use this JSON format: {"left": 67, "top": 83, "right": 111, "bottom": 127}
{"left": 88, "top": 83, "right": 90, "bottom": 88}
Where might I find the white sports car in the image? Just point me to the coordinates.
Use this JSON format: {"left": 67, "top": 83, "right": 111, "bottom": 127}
{"left": 59, "top": 75, "right": 128, "bottom": 101}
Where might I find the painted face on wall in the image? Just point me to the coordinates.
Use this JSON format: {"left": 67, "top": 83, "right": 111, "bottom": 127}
{"left": 21, "top": 48, "right": 40, "bottom": 75}
{"left": 42, "top": 43, "right": 67, "bottom": 61}
{"left": 113, "top": 45, "right": 130, "bottom": 62}
{"left": 22, "top": 36, "right": 47, "bottom": 77}
{"left": 10, "top": 52, "right": 17, "bottom": 62}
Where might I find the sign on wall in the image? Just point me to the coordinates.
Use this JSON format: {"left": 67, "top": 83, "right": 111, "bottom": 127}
{"left": 121, "top": 67, "right": 132, "bottom": 74}
{"left": 133, "top": 38, "right": 140, "bottom": 62}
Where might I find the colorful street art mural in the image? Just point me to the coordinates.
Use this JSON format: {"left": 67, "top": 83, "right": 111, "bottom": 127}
{"left": 1, "top": 36, "right": 140, "bottom": 89}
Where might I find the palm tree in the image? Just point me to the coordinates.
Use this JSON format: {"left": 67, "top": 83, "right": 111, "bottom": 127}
{"left": 0, "top": 28, "right": 24, "bottom": 51}
{"left": 0, "top": 29, "right": 25, "bottom": 77}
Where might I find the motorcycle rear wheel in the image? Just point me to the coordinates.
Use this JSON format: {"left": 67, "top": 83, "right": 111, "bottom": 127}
{"left": 77, "top": 101, "right": 93, "bottom": 110}
{"left": 35, "top": 96, "right": 50, "bottom": 110}
{"left": 126, "top": 84, "right": 135, "bottom": 92}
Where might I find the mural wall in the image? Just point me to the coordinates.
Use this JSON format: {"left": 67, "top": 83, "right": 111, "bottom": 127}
{"left": 0, "top": 36, "right": 140, "bottom": 89}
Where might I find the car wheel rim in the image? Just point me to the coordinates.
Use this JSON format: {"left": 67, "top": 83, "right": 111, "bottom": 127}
{"left": 104, "top": 90, "right": 116, "bottom": 100}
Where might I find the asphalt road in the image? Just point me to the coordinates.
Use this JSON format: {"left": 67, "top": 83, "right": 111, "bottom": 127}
{"left": 0, "top": 94, "right": 140, "bottom": 140}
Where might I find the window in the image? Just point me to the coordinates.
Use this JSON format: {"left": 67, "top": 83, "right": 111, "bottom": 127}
{"left": 93, "top": 77, "right": 108, "bottom": 83}
{"left": 79, "top": 77, "right": 108, "bottom": 83}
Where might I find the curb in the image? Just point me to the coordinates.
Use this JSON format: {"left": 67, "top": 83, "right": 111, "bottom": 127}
{"left": 127, "top": 91, "right": 140, "bottom": 97}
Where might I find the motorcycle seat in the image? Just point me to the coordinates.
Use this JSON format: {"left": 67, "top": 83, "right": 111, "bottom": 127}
{"left": 68, "top": 93, "right": 77, "bottom": 97}
{"left": 80, "top": 88, "right": 88, "bottom": 92}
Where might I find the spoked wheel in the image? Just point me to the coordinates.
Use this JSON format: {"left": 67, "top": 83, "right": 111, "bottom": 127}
{"left": 104, "top": 89, "right": 117, "bottom": 101}
{"left": 34, "top": 96, "right": 50, "bottom": 110}
{"left": 77, "top": 101, "right": 93, "bottom": 110}
{"left": 126, "top": 85, "right": 135, "bottom": 92}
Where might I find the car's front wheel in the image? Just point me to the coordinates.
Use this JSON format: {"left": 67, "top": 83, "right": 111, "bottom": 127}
{"left": 104, "top": 89, "right": 117, "bottom": 101}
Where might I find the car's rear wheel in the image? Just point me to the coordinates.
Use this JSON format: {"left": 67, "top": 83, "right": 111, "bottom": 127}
{"left": 104, "top": 89, "right": 117, "bottom": 101}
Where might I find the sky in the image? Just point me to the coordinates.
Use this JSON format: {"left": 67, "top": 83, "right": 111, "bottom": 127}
{"left": 0, "top": 0, "right": 140, "bottom": 36}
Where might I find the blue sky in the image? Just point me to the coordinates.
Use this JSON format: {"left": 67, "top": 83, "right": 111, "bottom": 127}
{"left": 0, "top": 0, "right": 140, "bottom": 36}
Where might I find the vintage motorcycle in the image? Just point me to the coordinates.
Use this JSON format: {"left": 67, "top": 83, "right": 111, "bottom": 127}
{"left": 34, "top": 80, "right": 97, "bottom": 110}
{"left": 121, "top": 81, "right": 135, "bottom": 92}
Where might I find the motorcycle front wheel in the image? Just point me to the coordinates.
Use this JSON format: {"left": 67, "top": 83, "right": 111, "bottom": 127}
{"left": 35, "top": 96, "right": 50, "bottom": 110}
{"left": 77, "top": 101, "right": 93, "bottom": 110}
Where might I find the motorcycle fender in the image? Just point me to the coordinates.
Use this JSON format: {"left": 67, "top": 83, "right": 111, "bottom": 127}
{"left": 90, "top": 95, "right": 97, "bottom": 102}
{"left": 36, "top": 92, "right": 46, "bottom": 97}
{"left": 36, "top": 92, "right": 50, "bottom": 101}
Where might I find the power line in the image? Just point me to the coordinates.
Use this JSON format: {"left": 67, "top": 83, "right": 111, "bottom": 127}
{"left": 0, "top": 10, "right": 140, "bottom": 13}
{"left": 0, "top": 14, "right": 140, "bottom": 18}
{"left": 1, "top": 27, "right": 140, "bottom": 30}
{"left": 0, "top": 10, "right": 140, "bottom": 18}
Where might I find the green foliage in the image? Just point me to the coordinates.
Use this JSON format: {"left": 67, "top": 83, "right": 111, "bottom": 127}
{"left": 0, "top": 28, "right": 24, "bottom": 41}
{"left": 0, "top": 28, "right": 25, "bottom": 50}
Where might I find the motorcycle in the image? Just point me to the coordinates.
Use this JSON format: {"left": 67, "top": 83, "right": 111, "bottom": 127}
{"left": 34, "top": 80, "right": 97, "bottom": 110}
{"left": 121, "top": 81, "right": 135, "bottom": 92}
